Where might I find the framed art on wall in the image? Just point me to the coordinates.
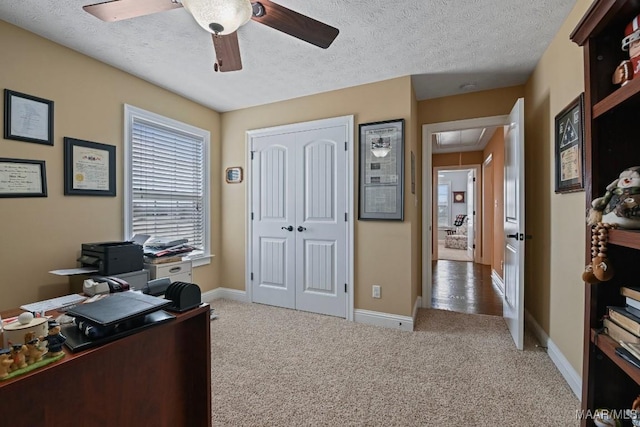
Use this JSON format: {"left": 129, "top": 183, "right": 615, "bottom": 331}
{"left": 554, "top": 93, "right": 585, "bottom": 193}
{"left": 358, "top": 119, "right": 404, "bottom": 221}
{"left": 453, "top": 191, "right": 465, "bottom": 203}
{"left": 4, "top": 89, "right": 54, "bottom": 146}
{"left": 64, "top": 137, "right": 116, "bottom": 196}
{"left": 0, "top": 157, "right": 47, "bottom": 198}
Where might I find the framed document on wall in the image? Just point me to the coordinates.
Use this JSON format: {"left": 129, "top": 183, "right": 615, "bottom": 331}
{"left": 64, "top": 137, "right": 116, "bottom": 196}
{"left": 358, "top": 119, "right": 404, "bottom": 221}
{"left": 0, "top": 157, "right": 47, "bottom": 197}
{"left": 554, "top": 93, "right": 585, "bottom": 193}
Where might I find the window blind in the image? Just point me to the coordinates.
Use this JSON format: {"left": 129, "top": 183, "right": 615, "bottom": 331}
{"left": 130, "top": 118, "right": 205, "bottom": 251}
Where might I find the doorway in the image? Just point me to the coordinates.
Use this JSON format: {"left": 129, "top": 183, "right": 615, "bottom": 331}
{"left": 422, "top": 114, "right": 509, "bottom": 312}
{"left": 246, "top": 115, "right": 355, "bottom": 319}
{"left": 433, "top": 165, "right": 480, "bottom": 263}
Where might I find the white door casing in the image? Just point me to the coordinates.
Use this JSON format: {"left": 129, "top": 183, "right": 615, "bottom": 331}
{"left": 248, "top": 116, "right": 353, "bottom": 319}
{"left": 467, "top": 169, "right": 475, "bottom": 260}
{"left": 503, "top": 98, "right": 525, "bottom": 350}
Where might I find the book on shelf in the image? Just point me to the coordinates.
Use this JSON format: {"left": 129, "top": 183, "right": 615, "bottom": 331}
{"left": 627, "top": 304, "right": 640, "bottom": 319}
{"left": 603, "top": 318, "right": 640, "bottom": 344}
{"left": 621, "top": 286, "right": 640, "bottom": 302}
{"left": 615, "top": 346, "right": 640, "bottom": 370}
{"left": 619, "top": 341, "right": 640, "bottom": 361}
{"left": 627, "top": 296, "right": 640, "bottom": 311}
{"left": 608, "top": 306, "right": 640, "bottom": 336}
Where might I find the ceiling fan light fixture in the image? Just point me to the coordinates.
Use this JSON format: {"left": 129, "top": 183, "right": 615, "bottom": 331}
{"left": 182, "top": 0, "right": 252, "bottom": 35}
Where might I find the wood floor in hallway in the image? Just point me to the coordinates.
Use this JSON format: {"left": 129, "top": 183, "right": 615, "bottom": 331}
{"left": 431, "top": 260, "right": 503, "bottom": 316}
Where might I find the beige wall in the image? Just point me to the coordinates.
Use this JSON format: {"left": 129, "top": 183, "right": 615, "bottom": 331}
{"left": 0, "top": 22, "right": 221, "bottom": 310}
{"left": 523, "top": 0, "right": 592, "bottom": 374}
{"left": 220, "top": 76, "right": 418, "bottom": 316}
{"left": 483, "top": 130, "right": 505, "bottom": 278}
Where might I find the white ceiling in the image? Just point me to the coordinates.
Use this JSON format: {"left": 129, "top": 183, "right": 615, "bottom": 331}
{"left": 0, "top": 0, "right": 576, "bottom": 113}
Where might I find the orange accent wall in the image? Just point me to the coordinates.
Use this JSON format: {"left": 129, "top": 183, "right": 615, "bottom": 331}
{"left": 483, "top": 129, "right": 505, "bottom": 279}
{"left": 433, "top": 151, "right": 484, "bottom": 167}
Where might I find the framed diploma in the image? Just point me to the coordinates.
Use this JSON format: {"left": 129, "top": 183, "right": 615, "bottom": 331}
{"left": 554, "top": 93, "right": 585, "bottom": 194}
{"left": 0, "top": 158, "right": 47, "bottom": 198}
{"left": 358, "top": 119, "right": 404, "bottom": 221}
{"left": 64, "top": 137, "right": 116, "bottom": 196}
{"left": 4, "top": 89, "right": 54, "bottom": 146}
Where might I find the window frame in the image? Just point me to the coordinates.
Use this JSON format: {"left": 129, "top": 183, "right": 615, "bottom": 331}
{"left": 437, "top": 181, "right": 451, "bottom": 228}
{"left": 123, "top": 104, "right": 211, "bottom": 267}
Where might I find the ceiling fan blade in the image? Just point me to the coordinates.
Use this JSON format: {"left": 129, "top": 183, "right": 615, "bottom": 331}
{"left": 250, "top": 0, "right": 339, "bottom": 49}
{"left": 211, "top": 32, "right": 243, "bottom": 72}
{"left": 83, "top": 0, "right": 182, "bottom": 22}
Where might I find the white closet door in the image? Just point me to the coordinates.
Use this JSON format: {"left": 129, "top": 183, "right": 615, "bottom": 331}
{"left": 251, "top": 133, "right": 297, "bottom": 309}
{"left": 295, "top": 126, "right": 347, "bottom": 317}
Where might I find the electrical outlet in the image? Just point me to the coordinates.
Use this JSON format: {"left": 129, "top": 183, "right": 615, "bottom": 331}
{"left": 372, "top": 285, "right": 381, "bottom": 299}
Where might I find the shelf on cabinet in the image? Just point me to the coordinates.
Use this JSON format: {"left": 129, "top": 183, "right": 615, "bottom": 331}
{"left": 608, "top": 228, "right": 640, "bottom": 250}
{"left": 593, "top": 77, "right": 640, "bottom": 119}
{"left": 591, "top": 328, "right": 640, "bottom": 385}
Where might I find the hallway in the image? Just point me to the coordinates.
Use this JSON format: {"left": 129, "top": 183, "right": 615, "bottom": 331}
{"left": 431, "top": 260, "right": 503, "bottom": 316}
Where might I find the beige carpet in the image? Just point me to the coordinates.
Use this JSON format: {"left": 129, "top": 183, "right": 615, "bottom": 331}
{"left": 438, "top": 240, "right": 473, "bottom": 262}
{"left": 210, "top": 300, "right": 579, "bottom": 426}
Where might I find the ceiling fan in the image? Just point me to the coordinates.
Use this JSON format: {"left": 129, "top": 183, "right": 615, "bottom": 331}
{"left": 83, "top": 0, "right": 339, "bottom": 72}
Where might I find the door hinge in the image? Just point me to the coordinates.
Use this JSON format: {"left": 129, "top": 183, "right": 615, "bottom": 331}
{"left": 251, "top": 272, "right": 254, "bottom": 281}
{"left": 251, "top": 151, "right": 255, "bottom": 160}
{"left": 345, "top": 212, "right": 348, "bottom": 222}
{"left": 473, "top": 177, "right": 476, "bottom": 182}
{"left": 473, "top": 244, "right": 476, "bottom": 249}
{"left": 344, "top": 141, "right": 347, "bottom": 151}
{"left": 344, "top": 283, "right": 347, "bottom": 293}
{"left": 251, "top": 212, "right": 254, "bottom": 220}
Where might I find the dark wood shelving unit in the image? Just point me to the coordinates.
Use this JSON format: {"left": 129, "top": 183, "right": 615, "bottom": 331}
{"left": 591, "top": 328, "right": 640, "bottom": 384}
{"left": 572, "top": 1, "right": 640, "bottom": 425}
{"left": 593, "top": 76, "right": 640, "bottom": 118}
{"left": 609, "top": 228, "right": 640, "bottom": 250}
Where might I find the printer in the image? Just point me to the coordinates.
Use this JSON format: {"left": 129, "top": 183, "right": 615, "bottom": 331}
{"left": 78, "top": 241, "right": 143, "bottom": 276}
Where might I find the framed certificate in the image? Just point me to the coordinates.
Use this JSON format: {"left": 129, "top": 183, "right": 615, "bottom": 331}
{"left": 0, "top": 157, "right": 47, "bottom": 198}
{"left": 64, "top": 137, "right": 116, "bottom": 196}
{"left": 4, "top": 89, "right": 54, "bottom": 146}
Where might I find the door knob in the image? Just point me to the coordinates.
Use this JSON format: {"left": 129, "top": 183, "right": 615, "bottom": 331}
{"left": 297, "top": 226, "right": 307, "bottom": 232}
{"left": 507, "top": 233, "right": 518, "bottom": 239}
{"left": 281, "top": 225, "right": 293, "bottom": 232}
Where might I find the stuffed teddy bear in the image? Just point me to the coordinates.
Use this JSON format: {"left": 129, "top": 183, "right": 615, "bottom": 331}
{"left": 583, "top": 166, "right": 640, "bottom": 283}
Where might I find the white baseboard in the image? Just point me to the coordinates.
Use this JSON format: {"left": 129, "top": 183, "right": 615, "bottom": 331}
{"left": 491, "top": 270, "right": 505, "bottom": 294}
{"left": 354, "top": 309, "right": 414, "bottom": 332}
{"left": 412, "top": 296, "right": 422, "bottom": 326}
{"left": 202, "top": 287, "right": 248, "bottom": 303}
{"left": 525, "top": 309, "right": 582, "bottom": 400}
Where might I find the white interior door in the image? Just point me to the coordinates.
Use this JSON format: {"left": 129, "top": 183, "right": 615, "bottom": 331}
{"left": 251, "top": 122, "right": 349, "bottom": 318}
{"left": 466, "top": 169, "right": 475, "bottom": 260}
{"left": 503, "top": 98, "right": 525, "bottom": 350}
{"left": 295, "top": 127, "right": 347, "bottom": 317}
{"left": 251, "top": 133, "right": 297, "bottom": 309}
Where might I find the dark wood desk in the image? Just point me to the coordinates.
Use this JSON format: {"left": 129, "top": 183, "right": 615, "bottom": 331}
{"left": 0, "top": 304, "right": 211, "bottom": 427}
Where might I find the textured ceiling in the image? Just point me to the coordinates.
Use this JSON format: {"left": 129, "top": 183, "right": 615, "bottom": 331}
{"left": 0, "top": 0, "right": 576, "bottom": 113}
